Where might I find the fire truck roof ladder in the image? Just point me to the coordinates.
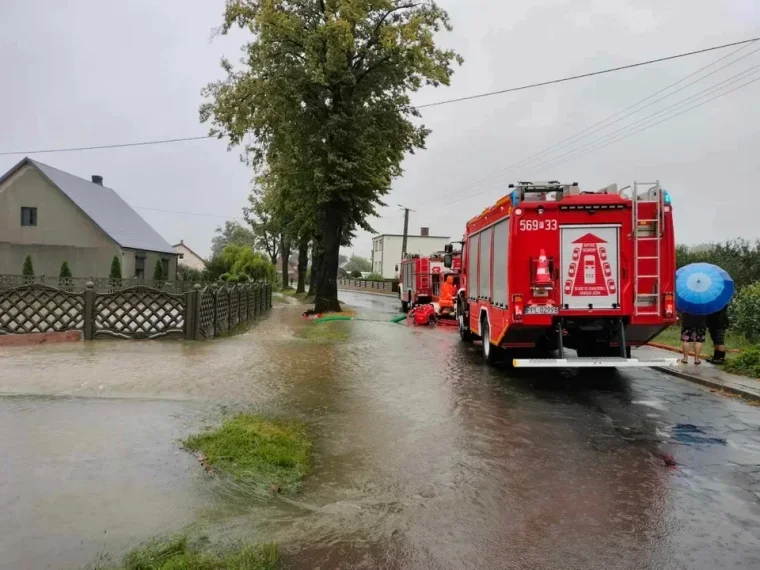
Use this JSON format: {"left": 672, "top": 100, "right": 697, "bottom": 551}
{"left": 632, "top": 181, "right": 663, "bottom": 317}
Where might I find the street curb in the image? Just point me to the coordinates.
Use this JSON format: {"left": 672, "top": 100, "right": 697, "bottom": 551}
{"left": 338, "top": 288, "right": 397, "bottom": 299}
{"left": 655, "top": 366, "right": 760, "bottom": 403}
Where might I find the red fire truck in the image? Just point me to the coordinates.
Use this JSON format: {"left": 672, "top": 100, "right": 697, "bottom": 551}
{"left": 398, "top": 253, "right": 461, "bottom": 313}
{"left": 447, "top": 181, "right": 678, "bottom": 368}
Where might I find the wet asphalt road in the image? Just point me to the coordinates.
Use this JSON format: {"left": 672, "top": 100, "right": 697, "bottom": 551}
{"left": 1, "top": 291, "right": 759, "bottom": 569}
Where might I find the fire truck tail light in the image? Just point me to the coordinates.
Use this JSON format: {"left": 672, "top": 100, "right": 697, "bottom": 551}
{"left": 664, "top": 293, "right": 674, "bottom": 318}
{"left": 512, "top": 294, "right": 524, "bottom": 321}
{"left": 664, "top": 205, "right": 672, "bottom": 213}
{"left": 513, "top": 208, "right": 523, "bottom": 216}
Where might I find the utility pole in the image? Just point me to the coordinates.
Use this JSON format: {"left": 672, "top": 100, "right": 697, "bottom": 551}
{"left": 398, "top": 205, "right": 413, "bottom": 258}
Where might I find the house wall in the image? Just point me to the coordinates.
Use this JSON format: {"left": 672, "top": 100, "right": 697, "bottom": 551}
{"left": 174, "top": 243, "right": 206, "bottom": 271}
{"left": 372, "top": 235, "right": 450, "bottom": 279}
{"left": 0, "top": 165, "right": 122, "bottom": 276}
{"left": 122, "top": 249, "right": 178, "bottom": 280}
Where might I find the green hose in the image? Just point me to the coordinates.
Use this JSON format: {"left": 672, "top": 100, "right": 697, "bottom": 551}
{"left": 312, "top": 315, "right": 355, "bottom": 323}
{"left": 390, "top": 314, "right": 407, "bottom": 324}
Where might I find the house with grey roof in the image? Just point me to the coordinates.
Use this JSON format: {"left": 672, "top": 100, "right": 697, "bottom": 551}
{"left": 0, "top": 157, "right": 178, "bottom": 279}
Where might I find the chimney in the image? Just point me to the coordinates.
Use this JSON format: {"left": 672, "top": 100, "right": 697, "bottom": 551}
{"left": 91, "top": 175, "right": 103, "bottom": 186}
{"left": 420, "top": 227, "right": 430, "bottom": 236}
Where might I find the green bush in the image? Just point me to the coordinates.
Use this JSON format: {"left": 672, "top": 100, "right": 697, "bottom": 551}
{"left": 724, "top": 346, "right": 760, "bottom": 378}
{"left": 59, "top": 261, "right": 72, "bottom": 278}
{"left": 109, "top": 255, "right": 122, "bottom": 279}
{"left": 730, "top": 282, "right": 760, "bottom": 342}
{"left": 349, "top": 269, "right": 362, "bottom": 278}
{"left": 366, "top": 273, "right": 385, "bottom": 282}
{"left": 22, "top": 255, "right": 34, "bottom": 276}
{"left": 177, "top": 265, "right": 204, "bottom": 282}
{"left": 153, "top": 259, "right": 164, "bottom": 281}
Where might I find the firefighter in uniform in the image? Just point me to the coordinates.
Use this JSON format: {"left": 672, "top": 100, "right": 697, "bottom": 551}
{"left": 439, "top": 275, "right": 456, "bottom": 312}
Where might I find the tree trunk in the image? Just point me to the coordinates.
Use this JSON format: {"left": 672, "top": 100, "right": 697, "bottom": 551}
{"left": 308, "top": 242, "right": 319, "bottom": 298}
{"left": 296, "top": 235, "right": 308, "bottom": 294}
{"left": 280, "top": 235, "right": 292, "bottom": 289}
{"left": 314, "top": 205, "right": 342, "bottom": 313}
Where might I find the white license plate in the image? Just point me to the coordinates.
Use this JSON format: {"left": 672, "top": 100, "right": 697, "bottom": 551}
{"left": 524, "top": 305, "right": 559, "bottom": 315}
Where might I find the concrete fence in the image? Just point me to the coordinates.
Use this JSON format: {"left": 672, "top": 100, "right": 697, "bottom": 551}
{"left": 0, "top": 281, "right": 272, "bottom": 340}
{"left": 338, "top": 278, "right": 398, "bottom": 295}
{"left": 0, "top": 274, "right": 214, "bottom": 294}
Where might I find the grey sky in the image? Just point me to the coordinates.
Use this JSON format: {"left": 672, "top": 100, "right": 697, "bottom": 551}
{"left": 1, "top": 0, "right": 758, "bottom": 262}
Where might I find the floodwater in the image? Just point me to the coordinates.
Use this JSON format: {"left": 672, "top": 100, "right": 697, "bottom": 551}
{"left": 1, "top": 291, "right": 760, "bottom": 569}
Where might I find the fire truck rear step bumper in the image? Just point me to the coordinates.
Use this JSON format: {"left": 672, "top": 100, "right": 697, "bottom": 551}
{"left": 512, "top": 357, "right": 679, "bottom": 368}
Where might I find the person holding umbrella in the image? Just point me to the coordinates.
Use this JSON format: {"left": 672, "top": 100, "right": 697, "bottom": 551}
{"left": 680, "top": 311, "right": 706, "bottom": 364}
{"left": 676, "top": 263, "right": 734, "bottom": 366}
{"left": 706, "top": 306, "right": 729, "bottom": 364}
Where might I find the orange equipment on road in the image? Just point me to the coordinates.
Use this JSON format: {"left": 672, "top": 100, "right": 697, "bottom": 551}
{"left": 440, "top": 275, "right": 456, "bottom": 308}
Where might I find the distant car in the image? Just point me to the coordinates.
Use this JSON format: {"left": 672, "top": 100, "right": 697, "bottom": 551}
{"left": 599, "top": 247, "right": 608, "bottom": 261}
{"left": 568, "top": 262, "right": 577, "bottom": 277}
{"left": 603, "top": 262, "right": 612, "bottom": 277}
{"left": 607, "top": 278, "right": 616, "bottom": 294}
{"left": 572, "top": 248, "right": 580, "bottom": 261}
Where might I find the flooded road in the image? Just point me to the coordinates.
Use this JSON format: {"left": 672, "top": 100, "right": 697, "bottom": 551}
{"left": 1, "top": 291, "right": 759, "bottom": 569}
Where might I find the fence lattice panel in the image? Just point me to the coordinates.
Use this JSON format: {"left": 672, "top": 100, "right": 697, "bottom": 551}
{"left": 94, "top": 287, "right": 185, "bottom": 339}
{"left": 215, "top": 287, "right": 229, "bottom": 334}
{"left": 0, "top": 285, "right": 84, "bottom": 334}
{"left": 198, "top": 286, "right": 216, "bottom": 339}
{"left": 229, "top": 286, "right": 240, "bottom": 328}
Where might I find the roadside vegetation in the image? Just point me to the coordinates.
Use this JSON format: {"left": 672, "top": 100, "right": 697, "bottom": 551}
{"left": 653, "top": 240, "right": 760, "bottom": 379}
{"left": 183, "top": 415, "right": 310, "bottom": 494}
{"left": 114, "top": 536, "right": 277, "bottom": 570}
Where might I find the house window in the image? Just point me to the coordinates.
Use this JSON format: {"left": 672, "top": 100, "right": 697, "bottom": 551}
{"left": 161, "top": 258, "right": 170, "bottom": 278}
{"left": 20, "top": 207, "right": 37, "bottom": 226}
{"left": 135, "top": 255, "right": 146, "bottom": 279}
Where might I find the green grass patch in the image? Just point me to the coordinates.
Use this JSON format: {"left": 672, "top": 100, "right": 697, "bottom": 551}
{"left": 183, "top": 415, "right": 310, "bottom": 494}
{"left": 117, "top": 536, "right": 278, "bottom": 570}
{"left": 652, "top": 326, "right": 752, "bottom": 362}
{"left": 724, "top": 346, "right": 760, "bottom": 379}
{"left": 296, "top": 320, "right": 350, "bottom": 342}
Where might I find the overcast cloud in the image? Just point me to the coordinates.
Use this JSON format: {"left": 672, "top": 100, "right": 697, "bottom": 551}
{"left": 1, "top": 0, "right": 758, "bottom": 261}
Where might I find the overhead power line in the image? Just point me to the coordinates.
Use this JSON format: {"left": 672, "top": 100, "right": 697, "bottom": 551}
{"left": 442, "top": 67, "right": 760, "bottom": 205}
{"left": 416, "top": 37, "right": 759, "bottom": 109}
{"left": 516, "top": 64, "right": 760, "bottom": 175}
{"left": 0, "top": 37, "right": 757, "bottom": 156}
{"left": 134, "top": 205, "right": 247, "bottom": 221}
{"left": 440, "top": 40, "right": 760, "bottom": 198}
{"left": 520, "top": 74, "right": 760, "bottom": 177}
{"left": 0, "top": 135, "right": 213, "bottom": 157}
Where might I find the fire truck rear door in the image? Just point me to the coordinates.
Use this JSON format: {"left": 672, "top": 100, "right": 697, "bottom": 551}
{"left": 560, "top": 225, "right": 620, "bottom": 310}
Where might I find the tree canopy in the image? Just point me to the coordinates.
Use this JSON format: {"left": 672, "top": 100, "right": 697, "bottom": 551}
{"left": 201, "top": 0, "right": 461, "bottom": 312}
{"left": 211, "top": 221, "right": 258, "bottom": 258}
{"left": 344, "top": 254, "right": 371, "bottom": 274}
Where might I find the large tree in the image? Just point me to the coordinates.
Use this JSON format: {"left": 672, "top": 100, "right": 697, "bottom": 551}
{"left": 201, "top": 0, "right": 461, "bottom": 312}
{"left": 210, "top": 220, "right": 258, "bottom": 258}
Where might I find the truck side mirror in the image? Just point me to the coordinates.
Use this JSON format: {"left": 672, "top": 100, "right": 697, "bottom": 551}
{"left": 395, "top": 264, "right": 399, "bottom": 272}
{"left": 444, "top": 244, "right": 453, "bottom": 253}
{"left": 443, "top": 254, "right": 452, "bottom": 268}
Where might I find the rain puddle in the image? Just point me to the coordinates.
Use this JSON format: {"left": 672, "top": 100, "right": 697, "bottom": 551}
{"left": 0, "top": 292, "right": 758, "bottom": 569}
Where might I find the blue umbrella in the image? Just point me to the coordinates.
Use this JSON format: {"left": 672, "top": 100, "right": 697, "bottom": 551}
{"left": 676, "top": 263, "right": 734, "bottom": 316}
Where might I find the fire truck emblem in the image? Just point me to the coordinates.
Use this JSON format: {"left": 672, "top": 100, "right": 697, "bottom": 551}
{"left": 567, "top": 233, "right": 610, "bottom": 297}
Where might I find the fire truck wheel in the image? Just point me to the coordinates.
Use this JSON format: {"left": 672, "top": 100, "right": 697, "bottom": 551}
{"left": 457, "top": 304, "right": 471, "bottom": 342}
{"left": 480, "top": 320, "right": 499, "bottom": 364}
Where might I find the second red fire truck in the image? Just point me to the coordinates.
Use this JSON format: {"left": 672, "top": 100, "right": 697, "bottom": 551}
{"left": 446, "top": 181, "right": 678, "bottom": 368}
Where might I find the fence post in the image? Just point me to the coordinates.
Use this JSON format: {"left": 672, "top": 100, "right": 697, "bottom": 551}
{"left": 210, "top": 283, "right": 217, "bottom": 337}
{"left": 184, "top": 285, "right": 197, "bottom": 340}
{"left": 267, "top": 282, "right": 272, "bottom": 308}
{"left": 83, "top": 281, "right": 95, "bottom": 340}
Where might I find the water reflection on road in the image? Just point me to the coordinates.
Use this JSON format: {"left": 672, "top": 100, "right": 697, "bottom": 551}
{"left": 0, "top": 291, "right": 759, "bottom": 569}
